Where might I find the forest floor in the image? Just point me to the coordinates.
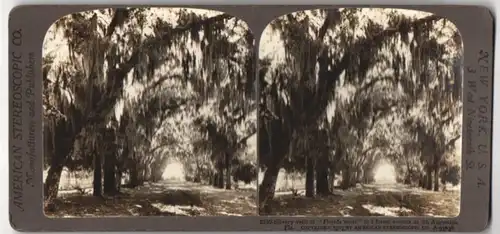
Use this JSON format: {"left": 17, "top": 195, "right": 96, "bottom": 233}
{"left": 45, "top": 179, "right": 257, "bottom": 217}
{"left": 262, "top": 182, "right": 460, "bottom": 217}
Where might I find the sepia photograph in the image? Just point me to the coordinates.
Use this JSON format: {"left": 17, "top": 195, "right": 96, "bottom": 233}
{"left": 42, "top": 7, "right": 258, "bottom": 217}
{"left": 258, "top": 8, "right": 463, "bottom": 217}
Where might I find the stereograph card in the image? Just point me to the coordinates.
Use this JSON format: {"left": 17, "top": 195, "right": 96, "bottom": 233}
{"left": 8, "top": 4, "right": 493, "bottom": 232}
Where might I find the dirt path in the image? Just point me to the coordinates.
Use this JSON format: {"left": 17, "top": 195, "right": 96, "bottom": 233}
{"left": 138, "top": 180, "right": 258, "bottom": 216}
{"left": 46, "top": 179, "right": 257, "bottom": 217}
{"left": 263, "top": 183, "right": 460, "bottom": 217}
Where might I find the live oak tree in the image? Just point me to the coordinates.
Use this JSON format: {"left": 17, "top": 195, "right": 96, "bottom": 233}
{"left": 384, "top": 17, "right": 462, "bottom": 191}
{"left": 119, "top": 85, "right": 188, "bottom": 188}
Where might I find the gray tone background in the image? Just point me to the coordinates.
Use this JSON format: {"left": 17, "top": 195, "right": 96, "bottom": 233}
{"left": 8, "top": 5, "right": 493, "bottom": 232}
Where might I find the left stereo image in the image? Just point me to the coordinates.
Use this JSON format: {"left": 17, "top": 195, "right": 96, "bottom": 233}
{"left": 41, "top": 7, "right": 258, "bottom": 218}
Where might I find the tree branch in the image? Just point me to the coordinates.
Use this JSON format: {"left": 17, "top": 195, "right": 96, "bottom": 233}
{"left": 88, "top": 14, "right": 232, "bottom": 124}
{"left": 330, "top": 14, "right": 442, "bottom": 85}
{"left": 150, "top": 138, "right": 178, "bottom": 153}
{"left": 146, "top": 74, "right": 183, "bottom": 91}
{"left": 106, "top": 8, "right": 130, "bottom": 38}
{"left": 362, "top": 145, "right": 377, "bottom": 156}
{"left": 446, "top": 135, "right": 461, "bottom": 148}
{"left": 318, "top": 9, "right": 341, "bottom": 41}
{"left": 355, "top": 74, "right": 394, "bottom": 96}
{"left": 237, "top": 130, "right": 257, "bottom": 146}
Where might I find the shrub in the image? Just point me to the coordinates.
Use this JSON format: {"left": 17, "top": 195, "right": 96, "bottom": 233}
{"left": 232, "top": 163, "right": 257, "bottom": 184}
{"left": 440, "top": 165, "right": 461, "bottom": 186}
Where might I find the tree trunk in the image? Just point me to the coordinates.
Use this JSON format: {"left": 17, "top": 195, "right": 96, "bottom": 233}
{"left": 142, "top": 165, "right": 148, "bottom": 183}
{"left": 341, "top": 167, "right": 352, "bottom": 190}
{"left": 225, "top": 153, "right": 232, "bottom": 190}
{"left": 103, "top": 152, "right": 117, "bottom": 195}
{"left": 194, "top": 167, "right": 202, "bottom": 183}
{"left": 44, "top": 120, "right": 77, "bottom": 208}
{"left": 216, "top": 166, "right": 224, "bottom": 189}
{"left": 43, "top": 164, "right": 64, "bottom": 206}
{"left": 135, "top": 164, "right": 146, "bottom": 186}
{"left": 419, "top": 174, "right": 425, "bottom": 188}
{"left": 44, "top": 141, "right": 67, "bottom": 203}
{"left": 329, "top": 159, "right": 337, "bottom": 189}
{"left": 433, "top": 166, "right": 440, "bottom": 191}
{"left": 117, "top": 144, "right": 128, "bottom": 190}
{"left": 116, "top": 169, "right": 122, "bottom": 192}
{"left": 129, "top": 164, "right": 140, "bottom": 188}
{"left": 93, "top": 152, "right": 102, "bottom": 197}
{"left": 212, "top": 172, "right": 218, "bottom": 187}
{"left": 150, "top": 167, "right": 157, "bottom": 182}
{"left": 305, "top": 156, "right": 315, "bottom": 197}
{"left": 153, "top": 167, "right": 163, "bottom": 182}
{"left": 404, "top": 171, "right": 411, "bottom": 185}
{"left": 329, "top": 171, "right": 336, "bottom": 189}
{"left": 425, "top": 166, "right": 433, "bottom": 190}
{"left": 355, "top": 169, "right": 363, "bottom": 184}
{"left": 258, "top": 165, "right": 280, "bottom": 213}
{"left": 315, "top": 158, "right": 329, "bottom": 196}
